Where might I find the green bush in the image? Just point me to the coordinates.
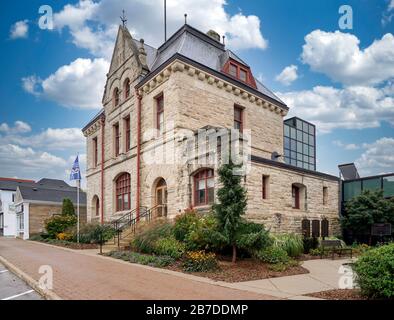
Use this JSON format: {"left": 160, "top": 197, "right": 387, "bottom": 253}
{"left": 272, "top": 233, "right": 304, "bottom": 257}
{"left": 154, "top": 236, "right": 186, "bottom": 259}
{"left": 173, "top": 209, "right": 200, "bottom": 242}
{"left": 132, "top": 220, "right": 173, "bottom": 254}
{"left": 77, "top": 223, "right": 116, "bottom": 244}
{"left": 303, "top": 237, "right": 319, "bottom": 254}
{"left": 106, "top": 251, "right": 175, "bottom": 268}
{"left": 254, "top": 246, "right": 290, "bottom": 265}
{"left": 353, "top": 243, "right": 394, "bottom": 299}
{"left": 182, "top": 251, "right": 218, "bottom": 272}
{"left": 45, "top": 214, "right": 77, "bottom": 238}
{"left": 235, "top": 220, "right": 272, "bottom": 252}
{"left": 62, "top": 198, "right": 75, "bottom": 216}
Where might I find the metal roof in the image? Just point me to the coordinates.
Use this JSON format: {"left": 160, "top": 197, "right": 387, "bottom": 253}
{"left": 18, "top": 184, "right": 86, "bottom": 205}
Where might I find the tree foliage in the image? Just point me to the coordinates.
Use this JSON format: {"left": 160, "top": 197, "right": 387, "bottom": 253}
{"left": 62, "top": 198, "right": 75, "bottom": 216}
{"left": 213, "top": 160, "right": 248, "bottom": 262}
{"left": 341, "top": 190, "right": 394, "bottom": 235}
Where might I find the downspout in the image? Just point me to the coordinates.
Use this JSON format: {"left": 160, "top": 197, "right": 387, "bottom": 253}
{"left": 100, "top": 115, "right": 105, "bottom": 225}
{"left": 136, "top": 89, "right": 142, "bottom": 221}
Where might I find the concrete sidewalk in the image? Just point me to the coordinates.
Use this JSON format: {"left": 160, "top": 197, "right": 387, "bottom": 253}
{"left": 227, "top": 259, "right": 355, "bottom": 300}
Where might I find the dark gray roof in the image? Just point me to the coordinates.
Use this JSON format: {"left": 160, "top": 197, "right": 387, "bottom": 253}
{"left": 141, "top": 24, "right": 285, "bottom": 106}
{"left": 18, "top": 185, "right": 86, "bottom": 205}
{"left": 36, "top": 179, "right": 74, "bottom": 190}
{"left": 0, "top": 180, "right": 36, "bottom": 192}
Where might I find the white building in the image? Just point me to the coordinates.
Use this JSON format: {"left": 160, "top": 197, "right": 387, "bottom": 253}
{"left": 0, "top": 178, "right": 35, "bottom": 237}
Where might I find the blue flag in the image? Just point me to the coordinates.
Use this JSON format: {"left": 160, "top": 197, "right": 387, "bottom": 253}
{"left": 70, "top": 156, "right": 82, "bottom": 181}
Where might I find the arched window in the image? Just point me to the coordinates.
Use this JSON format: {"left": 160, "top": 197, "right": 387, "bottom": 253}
{"left": 116, "top": 173, "right": 131, "bottom": 211}
{"left": 93, "top": 196, "right": 100, "bottom": 217}
{"left": 194, "top": 169, "right": 214, "bottom": 206}
{"left": 124, "top": 78, "right": 130, "bottom": 99}
{"left": 113, "top": 87, "right": 120, "bottom": 107}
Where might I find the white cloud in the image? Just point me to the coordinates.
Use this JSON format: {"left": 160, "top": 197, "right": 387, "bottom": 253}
{"left": 52, "top": 0, "right": 268, "bottom": 59}
{"left": 275, "top": 65, "right": 298, "bottom": 86}
{"left": 301, "top": 30, "right": 394, "bottom": 86}
{"left": 22, "top": 58, "right": 109, "bottom": 109}
{"left": 355, "top": 137, "right": 394, "bottom": 176}
{"left": 0, "top": 122, "right": 87, "bottom": 183}
{"left": 0, "top": 121, "right": 31, "bottom": 134}
{"left": 10, "top": 20, "right": 29, "bottom": 39}
{"left": 382, "top": 0, "right": 394, "bottom": 25}
{"left": 333, "top": 140, "right": 359, "bottom": 150}
{"left": 277, "top": 84, "right": 394, "bottom": 133}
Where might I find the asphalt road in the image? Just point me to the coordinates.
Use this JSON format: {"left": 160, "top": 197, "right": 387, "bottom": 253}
{"left": 0, "top": 263, "right": 43, "bottom": 300}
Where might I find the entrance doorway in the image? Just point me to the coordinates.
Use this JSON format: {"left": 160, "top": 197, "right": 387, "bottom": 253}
{"left": 155, "top": 178, "right": 168, "bottom": 218}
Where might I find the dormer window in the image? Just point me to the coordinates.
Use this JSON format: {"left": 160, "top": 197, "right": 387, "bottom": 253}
{"left": 223, "top": 59, "right": 257, "bottom": 89}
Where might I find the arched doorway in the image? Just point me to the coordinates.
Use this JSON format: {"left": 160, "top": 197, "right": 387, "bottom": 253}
{"left": 154, "top": 178, "right": 168, "bottom": 218}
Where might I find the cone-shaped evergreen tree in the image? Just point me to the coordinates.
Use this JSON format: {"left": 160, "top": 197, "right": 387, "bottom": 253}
{"left": 61, "top": 198, "right": 75, "bottom": 216}
{"left": 213, "top": 159, "right": 247, "bottom": 263}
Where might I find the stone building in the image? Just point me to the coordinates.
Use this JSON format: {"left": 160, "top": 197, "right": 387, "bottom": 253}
{"left": 82, "top": 24, "right": 340, "bottom": 236}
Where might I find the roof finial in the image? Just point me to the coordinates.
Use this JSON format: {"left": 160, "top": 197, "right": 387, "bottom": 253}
{"left": 184, "top": 13, "right": 188, "bottom": 25}
{"left": 222, "top": 35, "right": 226, "bottom": 45}
{"left": 120, "top": 9, "right": 127, "bottom": 28}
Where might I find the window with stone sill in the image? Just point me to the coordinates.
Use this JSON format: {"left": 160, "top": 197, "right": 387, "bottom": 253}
{"left": 194, "top": 169, "right": 214, "bottom": 207}
{"left": 115, "top": 173, "right": 131, "bottom": 212}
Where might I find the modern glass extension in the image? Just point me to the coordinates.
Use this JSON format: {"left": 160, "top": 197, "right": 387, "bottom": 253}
{"left": 343, "top": 173, "right": 394, "bottom": 202}
{"left": 284, "top": 117, "right": 316, "bottom": 171}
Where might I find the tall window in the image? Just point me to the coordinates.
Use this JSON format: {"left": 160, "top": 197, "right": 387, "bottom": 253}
{"left": 113, "top": 88, "right": 120, "bottom": 107}
{"left": 229, "top": 63, "right": 237, "bottom": 77}
{"left": 156, "top": 95, "right": 164, "bottom": 135}
{"left": 323, "top": 186, "right": 328, "bottom": 205}
{"left": 114, "top": 123, "right": 120, "bottom": 156}
{"left": 124, "top": 78, "right": 130, "bottom": 99}
{"left": 95, "top": 197, "right": 100, "bottom": 216}
{"left": 116, "top": 173, "right": 131, "bottom": 211}
{"left": 292, "top": 185, "right": 300, "bottom": 209}
{"left": 124, "top": 117, "right": 131, "bottom": 152}
{"left": 93, "top": 137, "right": 98, "bottom": 167}
{"left": 234, "top": 106, "right": 243, "bottom": 132}
{"left": 194, "top": 169, "right": 214, "bottom": 206}
{"left": 262, "top": 175, "right": 269, "bottom": 199}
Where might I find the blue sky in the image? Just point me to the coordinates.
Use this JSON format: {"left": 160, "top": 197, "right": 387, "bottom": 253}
{"left": 0, "top": 0, "right": 393, "bottom": 183}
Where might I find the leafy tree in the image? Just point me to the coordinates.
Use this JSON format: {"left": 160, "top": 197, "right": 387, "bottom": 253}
{"left": 62, "top": 198, "right": 75, "bottom": 216}
{"left": 213, "top": 160, "right": 248, "bottom": 263}
{"left": 341, "top": 190, "right": 394, "bottom": 235}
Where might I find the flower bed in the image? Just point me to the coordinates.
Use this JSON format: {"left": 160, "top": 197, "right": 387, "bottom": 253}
{"left": 307, "top": 289, "right": 368, "bottom": 300}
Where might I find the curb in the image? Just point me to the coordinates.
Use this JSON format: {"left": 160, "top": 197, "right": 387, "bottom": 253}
{"left": 0, "top": 255, "right": 62, "bottom": 300}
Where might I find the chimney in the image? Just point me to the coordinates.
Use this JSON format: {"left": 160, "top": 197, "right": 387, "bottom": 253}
{"left": 206, "top": 30, "right": 221, "bottom": 43}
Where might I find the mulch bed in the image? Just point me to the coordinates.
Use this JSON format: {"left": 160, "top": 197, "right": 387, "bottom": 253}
{"left": 165, "top": 257, "right": 309, "bottom": 283}
{"left": 32, "top": 240, "right": 98, "bottom": 250}
{"left": 307, "top": 289, "right": 368, "bottom": 300}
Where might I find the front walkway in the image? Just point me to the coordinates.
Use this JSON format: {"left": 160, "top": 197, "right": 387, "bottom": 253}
{"left": 227, "top": 259, "right": 354, "bottom": 299}
{"left": 0, "top": 238, "right": 276, "bottom": 300}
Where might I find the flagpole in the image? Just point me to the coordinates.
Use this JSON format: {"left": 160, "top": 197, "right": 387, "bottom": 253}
{"left": 77, "top": 179, "right": 80, "bottom": 244}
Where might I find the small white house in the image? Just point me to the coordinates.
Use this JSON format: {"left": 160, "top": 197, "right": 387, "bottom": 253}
{"left": 0, "top": 178, "right": 35, "bottom": 237}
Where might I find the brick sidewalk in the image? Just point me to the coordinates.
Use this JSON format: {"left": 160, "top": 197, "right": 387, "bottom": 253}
{"left": 0, "top": 238, "right": 276, "bottom": 300}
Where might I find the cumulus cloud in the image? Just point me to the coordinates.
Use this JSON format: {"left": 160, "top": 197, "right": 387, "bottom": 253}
{"left": 301, "top": 30, "right": 394, "bottom": 86}
{"left": 0, "top": 121, "right": 87, "bottom": 183}
{"left": 277, "top": 84, "right": 394, "bottom": 133}
{"left": 10, "top": 20, "right": 29, "bottom": 39}
{"left": 22, "top": 58, "right": 109, "bottom": 109}
{"left": 333, "top": 140, "right": 360, "bottom": 150}
{"left": 0, "top": 121, "right": 31, "bottom": 134}
{"left": 275, "top": 65, "right": 298, "bottom": 86}
{"left": 355, "top": 137, "right": 394, "bottom": 176}
{"left": 382, "top": 0, "right": 394, "bottom": 25}
{"left": 52, "top": 0, "right": 268, "bottom": 59}
{"left": 0, "top": 123, "right": 85, "bottom": 151}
